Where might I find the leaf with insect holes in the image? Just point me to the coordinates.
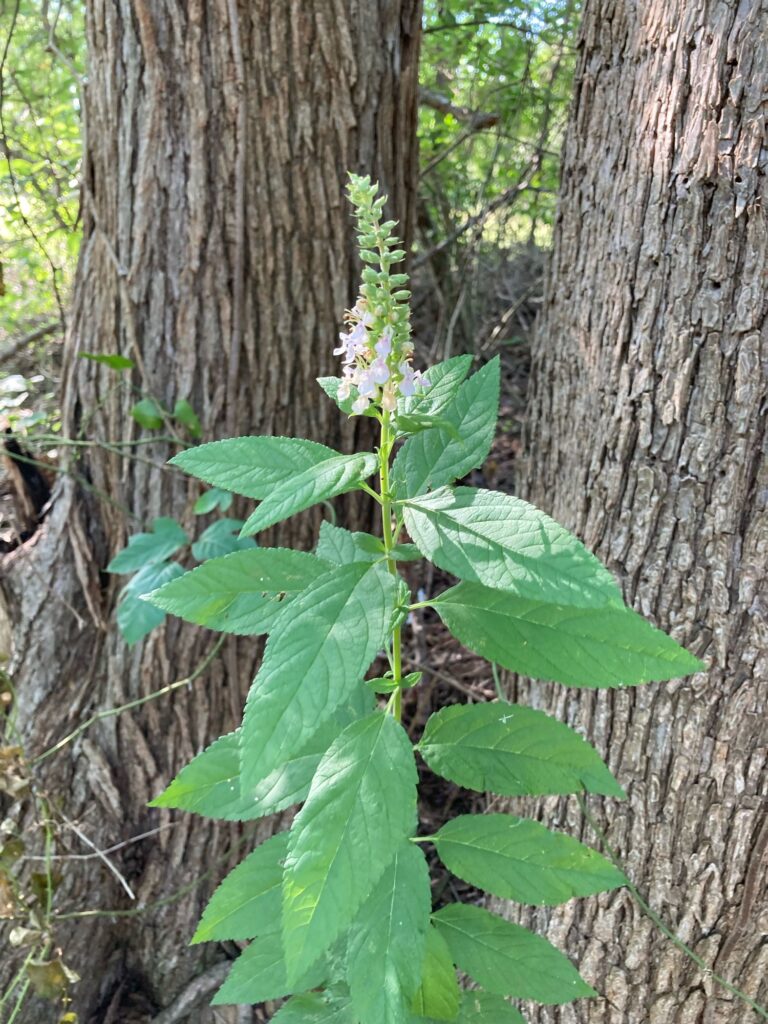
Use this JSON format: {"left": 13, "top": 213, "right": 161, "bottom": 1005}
{"left": 282, "top": 712, "right": 418, "bottom": 983}
{"left": 417, "top": 702, "right": 624, "bottom": 799}
{"left": 433, "top": 813, "right": 626, "bottom": 905}
{"left": 431, "top": 581, "right": 704, "bottom": 687}
{"left": 240, "top": 561, "right": 397, "bottom": 788}
{"left": 433, "top": 904, "right": 595, "bottom": 1005}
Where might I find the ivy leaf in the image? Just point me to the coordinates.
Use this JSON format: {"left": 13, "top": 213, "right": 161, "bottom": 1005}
{"left": 193, "top": 832, "right": 287, "bottom": 943}
{"left": 241, "top": 562, "right": 397, "bottom": 788}
{"left": 149, "top": 702, "right": 371, "bottom": 821}
{"left": 240, "top": 452, "right": 378, "bottom": 536}
{"left": 431, "top": 581, "right": 705, "bottom": 687}
{"left": 211, "top": 932, "right": 327, "bottom": 1005}
{"left": 403, "top": 487, "right": 621, "bottom": 608}
{"left": 433, "top": 904, "right": 595, "bottom": 1004}
{"left": 433, "top": 814, "right": 626, "bottom": 905}
{"left": 193, "top": 487, "right": 233, "bottom": 514}
{"left": 282, "top": 712, "right": 418, "bottom": 983}
{"left": 417, "top": 703, "right": 624, "bottom": 799}
{"left": 316, "top": 521, "right": 384, "bottom": 564}
{"left": 116, "top": 561, "right": 184, "bottom": 644}
{"left": 392, "top": 357, "right": 499, "bottom": 498}
{"left": 145, "top": 548, "right": 331, "bottom": 635}
{"left": 347, "top": 843, "right": 431, "bottom": 1024}
{"left": 398, "top": 354, "right": 472, "bottom": 417}
{"left": 271, "top": 991, "right": 357, "bottom": 1024}
{"left": 171, "top": 436, "right": 338, "bottom": 499}
{"left": 410, "top": 926, "right": 461, "bottom": 1021}
{"left": 107, "top": 517, "right": 187, "bottom": 573}
{"left": 190, "top": 518, "right": 255, "bottom": 560}
{"left": 130, "top": 397, "right": 165, "bottom": 429}
{"left": 172, "top": 398, "right": 202, "bottom": 438}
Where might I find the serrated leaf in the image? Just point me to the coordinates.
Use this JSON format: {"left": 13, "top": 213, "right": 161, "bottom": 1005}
{"left": 130, "top": 397, "right": 165, "bottom": 429}
{"left": 399, "top": 354, "right": 472, "bottom": 417}
{"left": 433, "top": 814, "right": 625, "bottom": 905}
{"left": 431, "top": 581, "right": 704, "bottom": 687}
{"left": 193, "top": 832, "right": 287, "bottom": 943}
{"left": 410, "top": 926, "right": 461, "bottom": 1021}
{"left": 107, "top": 517, "right": 187, "bottom": 573}
{"left": 149, "top": 705, "right": 369, "bottom": 821}
{"left": 117, "top": 561, "right": 184, "bottom": 644}
{"left": 80, "top": 352, "right": 134, "bottom": 370}
{"left": 282, "top": 712, "right": 418, "bottom": 982}
{"left": 145, "top": 548, "right": 330, "bottom": 635}
{"left": 417, "top": 703, "right": 624, "bottom": 799}
{"left": 190, "top": 518, "right": 256, "bottom": 560}
{"left": 171, "top": 436, "right": 337, "bottom": 499}
{"left": 193, "top": 487, "right": 233, "bottom": 514}
{"left": 392, "top": 357, "right": 499, "bottom": 498}
{"left": 433, "top": 904, "right": 595, "bottom": 1004}
{"left": 241, "top": 562, "right": 397, "bottom": 787}
{"left": 271, "top": 991, "right": 357, "bottom": 1024}
{"left": 348, "top": 843, "right": 431, "bottom": 1024}
{"left": 172, "top": 398, "right": 202, "bottom": 437}
{"left": 316, "top": 521, "right": 383, "bottom": 564}
{"left": 403, "top": 487, "right": 621, "bottom": 608}
{"left": 211, "top": 932, "right": 327, "bottom": 1005}
{"left": 240, "top": 452, "right": 378, "bottom": 536}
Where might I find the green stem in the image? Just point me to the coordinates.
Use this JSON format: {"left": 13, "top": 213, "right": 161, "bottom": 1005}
{"left": 578, "top": 796, "right": 768, "bottom": 1020}
{"left": 379, "top": 412, "right": 403, "bottom": 722}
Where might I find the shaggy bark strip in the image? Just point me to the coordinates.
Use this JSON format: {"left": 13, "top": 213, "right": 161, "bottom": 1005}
{"left": 0, "top": 3, "right": 421, "bottom": 1020}
{"left": 510, "top": 2, "right": 767, "bottom": 1022}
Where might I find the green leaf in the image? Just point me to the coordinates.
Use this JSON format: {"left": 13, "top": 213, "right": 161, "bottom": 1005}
{"left": 211, "top": 931, "right": 327, "bottom": 1005}
{"left": 193, "top": 832, "right": 288, "bottom": 943}
{"left": 145, "top": 548, "right": 330, "bottom": 635}
{"left": 316, "top": 521, "right": 383, "bottom": 564}
{"left": 193, "top": 487, "right": 233, "bottom": 514}
{"left": 417, "top": 702, "right": 624, "bottom": 799}
{"left": 107, "top": 517, "right": 188, "bottom": 573}
{"left": 403, "top": 487, "right": 621, "bottom": 608}
{"left": 240, "top": 452, "right": 378, "bottom": 536}
{"left": 271, "top": 991, "right": 357, "bottom": 1024}
{"left": 410, "top": 926, "right": 461, "bottom": 1021}
{"left": 116, "top": 561, "right": 184, "bottom": 644}
{"left": 433, "top": 814, "right": 625, "bottom": 905}
{"left": 172, "top": 398, "right": 202, "bottom": 437}
{"left": 80, "top": 352, "right": 134, "bottom": 370}
{"left": 433, "top": 904, "right": 595, "bottom": 1005}
{"left": 453, "top": 991, "right": 526, "bottom": 1023}
{"left": 241, "top": 562, "right": 397, "bottom": 787}
{"left": 171, "top": 436, "right": 338, "bottom": 499}
{"left": 347, "top": 843, "right": 431, "bottom": 1024}
{"left": 282, "top": 712, "right": 418, "bottom": 982}
{"left": 431, "top": 581, "right": 705, "bottom": 687}
{"left": 399, "top": 354, "right": 472, "bottom": 417}
{"left": 190, "top": 518, "right": 256, "bottom": 560}
{"left": 392, "top": 357, "right": 499, "bottom": 498}
{"left": 130, "top": 397, "right": 165, "bottom": 429}
{"left": 149, "top": 706, "right": 369, "bottom": 821}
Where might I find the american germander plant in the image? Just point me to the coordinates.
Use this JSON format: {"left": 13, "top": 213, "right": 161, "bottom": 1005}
{"left": 143, "top": 176, "right": 703, "bottom": 1022}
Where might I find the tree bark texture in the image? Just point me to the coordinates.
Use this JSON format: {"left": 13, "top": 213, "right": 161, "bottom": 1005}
{"left": 0, "top": 2, "right": 421, "bottom": 1020}
{"left": 509, "top": 1, "right": 767, "bottom": 1022}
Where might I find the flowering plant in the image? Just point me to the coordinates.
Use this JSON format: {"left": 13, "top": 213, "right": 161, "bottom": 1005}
{"left": 140, "top": 176, "right": 702, "bottom": 1022}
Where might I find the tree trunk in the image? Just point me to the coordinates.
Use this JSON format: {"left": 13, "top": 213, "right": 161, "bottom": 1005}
{"left": 508, "top": 1, "right": 767, "bottom": 1022}
{"left": 1, "top": 2, "right": 421, "bottom": 1020}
